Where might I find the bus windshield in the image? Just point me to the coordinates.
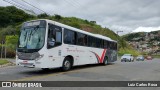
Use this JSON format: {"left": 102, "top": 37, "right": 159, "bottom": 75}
{"left": 18, "top": 27, "right": 46, "bottom": 50}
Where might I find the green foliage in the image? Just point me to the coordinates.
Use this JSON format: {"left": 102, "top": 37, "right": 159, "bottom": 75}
{"left": 122, "top": 32, "right": 145, "bottom": 41}
{"left": 37, "top": 13, "right": 49, "bottom": 18}
{"left": 0, "top": 59, "right": 9, "bottom": 65}
{"left": 54, "top": 14, "right": 62, "bottom": 20}
{"left": 118, "top": 38, "right": 129, "bottom": 49}
{"left": 118, "top": 48, "right": 140, "bottom": 56}
{"left": 118, "top": 37, "right": 140, "bottom": 56}
{"left": 152, "top": 55, "right": 160, "bottom": 58}
{"left": 0, "top": 6, "right": 34, "bottom": 27}
{"left": 0, "top": 26, "right": 17, "bottom": 42}
{"left": 68, "top": 22, "right": 81, "bottom": 29}
{"left": 150, "top": 37, "right": 160, "bottom": 41}
{"left": 5, "top": 35, "right": 18, "bottom": 50}
{"left": 150, "top": 30, "right": 160, "bottom": 34}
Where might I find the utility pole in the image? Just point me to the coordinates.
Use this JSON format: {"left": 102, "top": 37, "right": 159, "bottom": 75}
{"left": 116, "top": 31, "right": 123, "bottom": 51}
{"left": 5, "top": 42, "right": 6, "bottom": 59}
{"left": 1, "top": 41, "right": 3, "bottom": 59}
{"left": 116, "top": 31, "right": 123, "bottom": 61}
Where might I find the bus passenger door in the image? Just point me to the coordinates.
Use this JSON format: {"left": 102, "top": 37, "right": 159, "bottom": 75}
{"left": 47, "top": 23, "right": 63, "bottom": 68}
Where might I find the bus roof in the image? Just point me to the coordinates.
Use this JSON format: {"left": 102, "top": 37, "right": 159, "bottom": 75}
{"left": 26, "top": 19, "right": 117, "bottom": 43}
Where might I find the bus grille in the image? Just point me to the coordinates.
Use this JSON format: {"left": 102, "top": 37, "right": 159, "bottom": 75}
{"left": 17, "top": 52, "right": 40, "bottom": 60}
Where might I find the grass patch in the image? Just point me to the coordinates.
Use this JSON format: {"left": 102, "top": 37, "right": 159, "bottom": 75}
{"left": 152, "top": 55, "right": 160, "bottom": 58}
{"left": 0, "top": 59, "right": 9, "bottom": 65}
{"left": 118, "top": 48, "right": 140, "bottom": 57}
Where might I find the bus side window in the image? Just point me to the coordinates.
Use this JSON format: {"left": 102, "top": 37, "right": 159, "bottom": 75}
{"left": 77, "top": 32, "right": 87, "bottom": 46}
{"left": 64, "top": 29, "right": 76, "bottom": 45}
{"left": 88, "top": 36, "right": 92, "bottom": 47}
{"left": 108, "top": 41, "right": 110, "bottom": 49}
{"left": 104, "top": 40, "right": 109, "bottom": 49}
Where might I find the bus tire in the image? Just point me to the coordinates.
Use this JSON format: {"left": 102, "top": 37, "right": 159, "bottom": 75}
{"left": 103, "top": 56, "right": 108, "bottom": 65}
{"left": 61, "top": 57, "right": 72, "bottom": 71}
{"left": 41, "top": 68, "right": 50, "bottom": 71}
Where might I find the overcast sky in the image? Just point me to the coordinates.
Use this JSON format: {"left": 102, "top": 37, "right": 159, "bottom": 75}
{"left": 1, "top": 0, "right": 160, "bottom": 35}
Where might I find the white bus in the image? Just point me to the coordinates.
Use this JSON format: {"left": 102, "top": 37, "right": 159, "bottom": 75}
{"left": 16, "top": 19, "right": 117, "bottom": 71}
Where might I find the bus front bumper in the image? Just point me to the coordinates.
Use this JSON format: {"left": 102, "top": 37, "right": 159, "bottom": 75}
{"left": 16, "top": 59, "right": 36, "bottom": 68}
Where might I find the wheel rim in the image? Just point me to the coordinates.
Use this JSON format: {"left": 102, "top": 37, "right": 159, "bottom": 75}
{"left": 105, "top": 59, "right": 108, "bottom": 64}
{"left": 64, "top": 60, "right": 70, "bottom": 69}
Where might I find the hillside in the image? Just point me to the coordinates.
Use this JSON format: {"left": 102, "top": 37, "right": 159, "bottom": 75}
{"left": 123, "top": 31, "right": 160, "bottom": 55}
{"left": 0, "top": 6, "right": 139, "bottom": 57}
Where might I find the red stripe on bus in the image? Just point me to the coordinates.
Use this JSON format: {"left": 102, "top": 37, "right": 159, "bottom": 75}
{"left": 101, "top": 49, "right": 107, "bottom": 63}
{"left": 91, "top": 49, "right": 107, "bottom": 63}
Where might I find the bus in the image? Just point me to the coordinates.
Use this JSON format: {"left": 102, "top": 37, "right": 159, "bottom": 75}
{"left": 16, "top": 19, "right": 117, "bottom": 71}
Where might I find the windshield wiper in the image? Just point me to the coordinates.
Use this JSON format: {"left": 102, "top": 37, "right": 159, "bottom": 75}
{"left": 22, "top": 29, "right": 27, "bottom": 42}
{"left": 29, "top": 26, "right": 39, "bottom": 41}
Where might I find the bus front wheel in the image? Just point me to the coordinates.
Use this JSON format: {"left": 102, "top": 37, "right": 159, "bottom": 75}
{"left": 61, "top": 57, "right": 72, "bottom": 71}
{"left": 41, "top": 68, "right": 50, "bottom": 71}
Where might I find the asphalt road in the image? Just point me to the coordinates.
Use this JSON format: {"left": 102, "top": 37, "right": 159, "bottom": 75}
{"left": 0, "top": 58, "right": 160, "bottom": 90}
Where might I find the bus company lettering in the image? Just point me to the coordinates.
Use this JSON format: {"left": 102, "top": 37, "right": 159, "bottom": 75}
{"left": 67, "top": 49, "right": 85, "bottom": 52}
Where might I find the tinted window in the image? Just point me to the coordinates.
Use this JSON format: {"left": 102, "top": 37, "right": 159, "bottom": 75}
{"left": 104, "top": 41, "right": 107, "bottom": 48}
{"left": 101, "top": 40, "right": 104, "bottom": 48}
{"left": 88, "top": 36, "right": 96, "bottom": 47}
{"left": 96, "top": 38, "right": 101, "bottom": 48}
{"left": 96, "top": 39, "right": 103, "bottom": 48}
{"left": 110, "top": 42, "right": 113, "bottom": 49}
{"left": 77, "top": 32, "right": 87, "bottom": 46}
{"left": 104, "top": 40, "right": 110, "bottom": 48}
{"left": 110, "top": 42, "right": 117, "bottom": 50}
{"left": 113, "top": 42, "right": 117, "bottom": 50}
{"left": 64, "top": 29, "right": 76, "bottom": 45}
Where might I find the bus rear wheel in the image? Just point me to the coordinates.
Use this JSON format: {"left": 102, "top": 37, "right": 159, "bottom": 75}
{"left": 61, "top": 57, "right": 72, "bottom": 71}
{"left": 102, "top": 56, "right": 108, "bottom": 65}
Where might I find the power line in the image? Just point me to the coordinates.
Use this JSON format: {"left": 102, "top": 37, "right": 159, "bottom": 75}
{"left": 3, "top": 0, "right": 37, "bottom": 15}
{"left": 70, "top": 0, "right": 81, "bottom": 7}
{"left": 3, "top": 0, "right": 31, "bottom": 13}
{"left": 11, "top": 0, "right": 37, "bottom": 15}
{"left": 21, "top": 0, "right": 50, "bottom": 15}
{"left": 64, "top": 0, "right": 79, "bottom": 8}
{"left": 3, "top": 0, "right": 25, "bottom": 10}
{"left": 11, "top": 0, "right": 28, "bottom": 9}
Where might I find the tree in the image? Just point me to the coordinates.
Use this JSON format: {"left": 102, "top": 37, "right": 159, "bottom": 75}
{"left": 37, "top": 13, "right": 49, "bottom": 18}
{"left": 54, "top": 14, "right": 62, "bottom": 20}
{"left": 0, "top": 6, "right": 34, "bottom": 27}
{"left": 5, "top": 35, "right": 18, "bottom": 50}
{"left": 0, "top": 26, "right": 17, "bottom": 42}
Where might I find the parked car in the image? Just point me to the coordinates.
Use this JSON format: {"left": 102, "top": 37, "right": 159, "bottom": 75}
{"left": 136, "top": 55, "right": 144, "bottom": 61}
{"left": 121, "top": 54, "right": 134, "bottom": 62}
{"left": 146, "top": 56, "right": 153, "bottom": 60}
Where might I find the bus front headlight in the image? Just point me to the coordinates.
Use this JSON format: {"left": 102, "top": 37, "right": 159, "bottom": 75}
{"left": 35, "top": 54, "right": 44, "bottom": 61}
